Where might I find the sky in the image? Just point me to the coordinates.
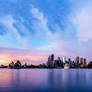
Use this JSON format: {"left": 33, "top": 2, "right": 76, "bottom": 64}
{"left": 0, "top": 0, "right": 92, "bottom": 65}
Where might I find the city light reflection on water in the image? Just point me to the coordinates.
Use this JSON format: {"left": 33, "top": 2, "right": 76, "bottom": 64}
{"left": 0, "top": 69, "right": 92, "bottom": 92}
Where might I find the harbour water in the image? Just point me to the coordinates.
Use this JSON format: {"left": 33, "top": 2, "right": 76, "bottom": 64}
{"left": 0, "top": 69, "right": 92, "bottom": 92}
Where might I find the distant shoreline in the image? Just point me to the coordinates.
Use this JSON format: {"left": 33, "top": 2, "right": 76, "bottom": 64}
{"left": 0, "top": 67, "right": 92, "bottom": 69}
{"left": 1, "top": 54, "right": 92, "bottom": 69}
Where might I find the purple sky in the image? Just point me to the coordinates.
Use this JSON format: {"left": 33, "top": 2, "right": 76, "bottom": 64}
{"left": 0, "top": 0, "right": 92, "bottom": 64}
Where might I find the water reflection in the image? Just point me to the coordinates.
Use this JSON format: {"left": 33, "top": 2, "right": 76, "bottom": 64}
{"left": 0, "top": 69, "right": 92, "bottom": 92}
{"left": 48, "top": 69, "right": 88, "bottom": 92}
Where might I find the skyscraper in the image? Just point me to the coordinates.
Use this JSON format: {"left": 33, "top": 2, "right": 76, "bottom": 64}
{"left": 75, "top": 56, "right": 79, "bottom": 65}
{"left": 84, "top": 58, "right": 86, "bottom": 65}
{"left": 80, "top": 57, "right": 84, "bottom": 64}
{"left": 51, "top": 54, "right": 54, "bottom": 61}
{"left": 47, "top": 54, "right": 54, "bottom": 68}
{"left": 62, "top": 57, "right": 66, "bottom": 64}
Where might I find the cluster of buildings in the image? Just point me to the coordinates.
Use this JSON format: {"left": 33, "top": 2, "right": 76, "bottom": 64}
{"left": 9, "top": 60, "right": 40, "bottom": 68}
{"left": 0, "top": 54, "right": 92, "bottom": 69}
{"left": 9, "top": 60, "right": 27, "bottom": 68}
{"left": 46, "top": 54, "right": 63, "bottom": 68}
{"left": 46, "top": 54, "right": 87, "bottom": 69}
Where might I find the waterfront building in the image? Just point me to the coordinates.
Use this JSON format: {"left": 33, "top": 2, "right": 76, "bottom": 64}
{"left": 51, "top": 54, "right": 54, "bottom": 61}
{"left": 23, "top": 63, "right": 27, "bottom": 68}
{"left": 39, "top": 63, "right": 47, "bottom": 68}
{"left": 64, "top": 63, "right": 70, "bottom": 69}
{"left": 88, "top": 62, "right": 92, "bottom": 68}
{"left": 68, "top": 58, "right": 72, "bottom": 64}
{"left": 75, "top": 56, "right": 79, "bottom": 65}
{"left": 46, "top": 54, "right": 54, "bottom": 68}
{"left": 71, "top": 61, "right": 75, "bottom": 68}
{"left": 14, "top": 60, "right": 22, "bottom": 68}
{"left": 83, "top": 58, "right": 87, "bottom": 67}
{"left": 54, "top": 57, "right": 63, "bottom": 68}
{"left": 79, "top": 57, "right": 87, "bottom": 68}
{"left": 62, "top": 57, "right": 66, "bottom": 64}
{"left": 68, "top": 58, "right": 73, "bottom": 68}
{"left": 80, "top": 58, "right": 83, "bottom": 64}
{"left": 9, "top": 62, "right": 15, "bottom": 68}
{"left": 75, "top": 56, "right": 80, "bottom": 68}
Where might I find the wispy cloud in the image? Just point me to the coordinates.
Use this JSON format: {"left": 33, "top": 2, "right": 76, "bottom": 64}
{"left": 0, "top": 15, "right": 31, "bottom": 48}
{"left": 30, "top": 6, "right": 78, "bottom": 57}
{"left": 30, "top": 6, "right": 51, "bottom": 37}
{"left": 73, "top": 9, "right": 92, "bottom": 42}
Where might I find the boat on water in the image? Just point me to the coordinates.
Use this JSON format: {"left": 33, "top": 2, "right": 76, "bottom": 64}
{"left": 64, "top": 63, "right": 70, "bottom": 69}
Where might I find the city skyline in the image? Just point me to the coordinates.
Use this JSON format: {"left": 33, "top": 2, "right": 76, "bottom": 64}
{"left": 0, "top": 0, "right": 92, "bottom": 65}
{"left": 0, "top": 54, "right": 90, "bottom": 66}
{"left": 3, "top": 54, "right": 92, "bottom": 69}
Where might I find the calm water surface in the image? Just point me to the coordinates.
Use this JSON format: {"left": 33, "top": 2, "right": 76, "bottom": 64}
{"left": 0, "top": 69, "right": 92, "bottom": 92}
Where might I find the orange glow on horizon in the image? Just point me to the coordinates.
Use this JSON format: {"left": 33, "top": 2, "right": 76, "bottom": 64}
{"left": 0, "top": 54, "right": 47, "bottom": 65}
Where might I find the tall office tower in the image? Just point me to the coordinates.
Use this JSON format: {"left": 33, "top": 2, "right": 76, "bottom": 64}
{"left": 68, "top": 58, "right": 72, "bottom": 64}
{"left": 62, "top": 57, "right": 66, "bottom": 64}
{"left": 58, "top": 57, "right": 61, "bottom": 60}
{"left": 83, "top": 58, "right": 86, "bottom": 65}
{"left": 51, "top": 54, "right": 54, "bottom": 61}
{"left": 68, "top": 58, "right": 71, "bottom": 62}
{"left": 48, "top": 56, "right": 51, "bottom": 61}
{"left": 80, "top": 57, "right": 84, "bottom": 64}
{"left": 75, "top": 56, "right": 79, "bottom": 65}
{"left": 58, "top": 57, "right": 61, "bottom": 64}
{"left": 47, "top": 54, "right": 54, "bottom": 68}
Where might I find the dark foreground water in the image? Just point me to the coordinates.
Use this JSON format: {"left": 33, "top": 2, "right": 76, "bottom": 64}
{"left": 0, "top": 69, "right": 92, "bottom": 92}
